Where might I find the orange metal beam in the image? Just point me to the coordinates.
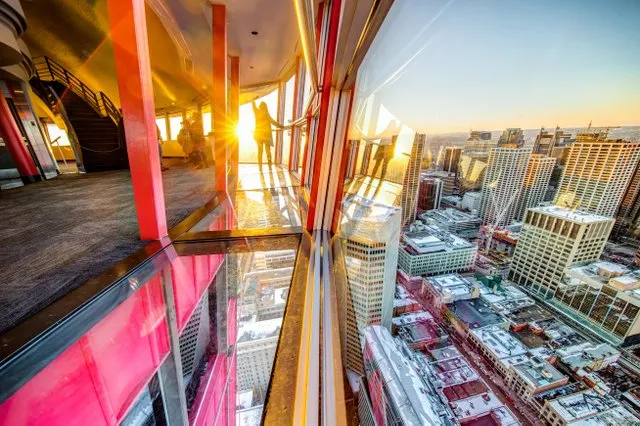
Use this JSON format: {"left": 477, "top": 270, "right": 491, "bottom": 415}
{"left": 211, "top": 3, "right": 228, "bottom": 194}
{"left": 229, "top": 56, "right": 240, "bottom": 180}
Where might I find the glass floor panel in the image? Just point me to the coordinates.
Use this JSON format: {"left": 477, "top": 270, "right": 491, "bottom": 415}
{"left": 190, "top": 186, "right": 304, "bottom": 232}
{"left": 236, "top": 164, "right": 299, "bottom": 191}
{"left": 343, "top": 175, "right": 403, "bottom": 207}
{"left": 0, "top": 234, "right": 302, "bottom": 426}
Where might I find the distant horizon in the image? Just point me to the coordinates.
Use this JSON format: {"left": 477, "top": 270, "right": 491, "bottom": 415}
{"left": 426, "top": 124, "right": 640, "bottom": 136}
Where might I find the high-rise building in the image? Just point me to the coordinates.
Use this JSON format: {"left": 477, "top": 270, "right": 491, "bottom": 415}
{"left": 461, "top": 134, "right": 496, "bottom": 192}
{"left": 613, "top": 161, "right": 640, "bottom": 239}
{"left": 417, "top": 177, "right": 442, "bottom": 212}
{"left": 509, "top": 206, "right": 614, "bottom": 298}
{"left": 516, "top": 154, "right": 556, "bottom": 220}
{"left": 498, "top": 128, "right": 525, "bottom": 147}
{"left": 533, "top": 126, "right": 573, "bottom": 156}
{"left": 236, "top": 317, "right": 282, "bottom": 392}
{"left": 361, "top": 325, "right": 447, "bottom": 425}
{"left": 554, "top": 133, "right": 640, "bottom": 217}
{"left": 340, "top": 195, "right": 401, "bottom": 373}
{"left": 424, "top": 171, "right": 456, "bottom": 196}
{"left": 400, "top": 134, "right": 426, "bottom": 228}
{"left": 479, "top": 147, "right": 531, "bottom": 226}
{"left": 442, "top": 146, "right": 461, "bottom": 174}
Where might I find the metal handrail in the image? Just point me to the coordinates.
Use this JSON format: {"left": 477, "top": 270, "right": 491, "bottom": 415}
{"left": 32, "top": 56, "right": 121, "bottom": 124}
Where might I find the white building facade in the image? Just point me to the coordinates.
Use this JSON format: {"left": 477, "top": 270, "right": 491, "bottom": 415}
{"left": 480, "top": 147, "right": 532, "bottom": 226}
{"left": 397, "top": 228, "right": 477, "bottom": 277}
{"left": 516, "top": 154, "right": 555, "bottom": 220}
{"left": 554, "top": 136, "right": 640, "bottom": 217}
{"left": 340, "top": 195, "right": 401, "bottom": 373}
{"left": 509, "top": 206, "right": 614, "bottom": 298}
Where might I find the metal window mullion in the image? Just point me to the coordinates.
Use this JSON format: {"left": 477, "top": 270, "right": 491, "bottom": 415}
{"left": 320, "top": 230, "right": 347, "bottom": 425}
{"left": 157, "top": 266, "right": 189, "bottom": 426}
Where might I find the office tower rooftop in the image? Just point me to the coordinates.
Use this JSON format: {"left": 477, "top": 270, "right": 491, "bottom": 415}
{"left": 540, "top": 390, "right": 638, "bottom": 425}
{"left": 398, "top": 225, "right": 477, "bottom": 277}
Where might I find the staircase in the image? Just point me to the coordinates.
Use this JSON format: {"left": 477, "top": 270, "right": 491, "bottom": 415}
{"left": 30, "top": 57, "right": 128, "bottom": 172}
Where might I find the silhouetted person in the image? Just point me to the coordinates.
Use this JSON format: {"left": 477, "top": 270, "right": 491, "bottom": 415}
{"left": 252, "top": 101, "right": 279, "bottom": 168}
{"left": 177, "top": 120, "right": 192, "bottom": 162}
{"left": 190, "top": 116, "right": 206, "bottom": 169}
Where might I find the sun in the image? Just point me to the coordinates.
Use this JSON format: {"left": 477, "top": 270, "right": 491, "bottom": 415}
{"left": 235, "top": 121, "right": 254, "bottom": 140}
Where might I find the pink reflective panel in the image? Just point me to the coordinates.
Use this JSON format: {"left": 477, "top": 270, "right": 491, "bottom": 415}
{"left": 0, "top": 275, "right": 169, "bottom": 425}
{"left": 0, "top": 343, "right": 110, "bottom": 426}
{"left": 82, "top": 278, "right": 169, "bottom": 420}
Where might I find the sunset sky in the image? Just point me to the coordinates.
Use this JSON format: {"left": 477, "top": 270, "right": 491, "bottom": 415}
{"left": 353, "top": 0, "right": 640, "bottom": 135}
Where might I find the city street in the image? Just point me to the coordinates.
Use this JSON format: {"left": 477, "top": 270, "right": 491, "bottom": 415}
{"left": 401, "top": 283, "right": 543, "bottom": 426}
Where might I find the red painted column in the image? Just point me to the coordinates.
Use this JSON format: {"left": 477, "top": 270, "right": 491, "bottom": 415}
{"left": 331, "top": 92, "right": 355, "bottom": 234}
{"left": 107, "top": 0, "right": 167, "bottom": 240}
{"left": 300, "top": 112, "right": 312, "bottom": 186}
{"left": 306, "top": 0, "right": 342, "bottom": 230}
{"left": 229, "top": 56, "right": 239, "bottom": 182}
{"left": 0, "top": 91, "right": 40, "bottom": 183}
{"left": 211, "top": 3, "right": 228, "bottom": 194}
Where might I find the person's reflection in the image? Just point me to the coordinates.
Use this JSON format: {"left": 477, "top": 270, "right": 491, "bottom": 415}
{"left": 354, "top": 120, "right": 400, "bottom": 195}
{"left": 371, "top": 134, "right": 397, "bottom": 181}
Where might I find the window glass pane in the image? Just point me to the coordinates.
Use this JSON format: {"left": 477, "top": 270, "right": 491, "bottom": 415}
{"left": 169, "top": 115, "right": 182, "bottom": 141}
{"left": 47, "top": 123, "right": 70, "bottom": 146}
{"left": 282, "top": 75, "right": 295, "bottom": 167}
{"left": 155, "top": 118, "right": 168, "bottom": 141}
{"left": 202, "top": 110, "right": 212, "bottom": 136}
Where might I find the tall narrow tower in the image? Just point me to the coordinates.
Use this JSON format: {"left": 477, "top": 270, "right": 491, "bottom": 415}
{"left": 479, "top": 146, "right": 531, "bottom": 226}
{"left": 442, "top": 146, "right": 462, "bottom": 174}
{"left": 516, "top": 155, "right": 556, "bottom": 220}
{"left": 339, "top": 195, "right": 401, "bottom": 374}
{"left": 400, "top": 133, "right": 426, "bottom": 228}
{"left": 554, "top": 132, "right": 640, "bottom": 217}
